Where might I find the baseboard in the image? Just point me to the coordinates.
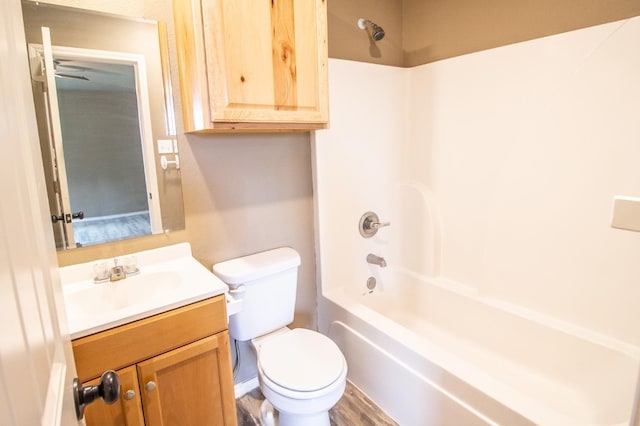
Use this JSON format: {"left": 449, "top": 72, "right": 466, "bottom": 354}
{"left": 234, "top": 377, "right": 259, "bottom": 398}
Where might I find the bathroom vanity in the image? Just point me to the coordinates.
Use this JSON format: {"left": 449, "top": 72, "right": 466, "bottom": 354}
{"left": 60, "top": 244, "right": 237, "bottom": 425}
{"left": 74, "top": 296, "right": 236, "bottom": 425}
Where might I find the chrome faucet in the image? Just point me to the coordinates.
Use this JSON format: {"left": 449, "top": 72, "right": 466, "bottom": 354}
{"left": 366, "top": 254, "right": 387, "bottom": 268}
{"left": 93, "top": 257, "right": 138, "bottom": 284}
{"left": 110, "top": 259, "right": 126, "bottom": 282}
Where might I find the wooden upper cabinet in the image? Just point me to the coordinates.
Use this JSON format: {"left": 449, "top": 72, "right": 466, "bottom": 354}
{"left": 173, "top": 0, "right": 329, "bottom": 132}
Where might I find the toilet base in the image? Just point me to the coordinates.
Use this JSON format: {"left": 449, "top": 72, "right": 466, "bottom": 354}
{"left": 261, "top": 399, "right": 330, "bottom": 426}
{"left": 279, "top": 410, "right": 329, "bottom": 426}
{"left": 260, "top": 400, "right": 276, "bottom": 426}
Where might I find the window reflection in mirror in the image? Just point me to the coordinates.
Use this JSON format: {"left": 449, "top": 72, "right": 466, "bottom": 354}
{"left": 22, "top": 1, "right": 185, "bottom": 250}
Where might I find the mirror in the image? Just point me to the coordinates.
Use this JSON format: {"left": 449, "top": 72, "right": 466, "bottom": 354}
{"left": 22, "top": 1, "right": 185, "bottom": 250}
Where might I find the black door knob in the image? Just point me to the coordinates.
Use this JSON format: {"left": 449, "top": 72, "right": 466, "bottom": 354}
{"left": 73, "top": 370, "right": 120, "bottom": 420}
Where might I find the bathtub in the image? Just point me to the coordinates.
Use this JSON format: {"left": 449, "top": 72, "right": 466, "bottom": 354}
{"left": 317, "top": 271, "right": 640, "bottom": 425}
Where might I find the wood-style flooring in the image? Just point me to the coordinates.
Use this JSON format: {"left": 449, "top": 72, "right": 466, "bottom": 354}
{"left": 73, "top": 211, "right": 151, "bottom": 247}
{"left": 236, "top": 380, "right": 398, "bottom": 426}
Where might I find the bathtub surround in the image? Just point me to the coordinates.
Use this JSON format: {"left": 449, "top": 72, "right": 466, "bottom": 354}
{"left": 314, "top": 17, "right": 640, "bottom": 425}
{"left": 317, "top": 14, "right": 640, "bottom": 355}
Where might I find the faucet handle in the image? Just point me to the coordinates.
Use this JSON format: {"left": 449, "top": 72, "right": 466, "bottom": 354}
{"left": 359, "top": 211, "right": 390, "bottom": 238}
{"left": 93, "top": 261, "right": 110, "bottom": 283}
{"left": 121, "top": 256, "right": 139, "bottom": 275}
{"left": 371, "top": 221, "right": 390, "bottom": 229}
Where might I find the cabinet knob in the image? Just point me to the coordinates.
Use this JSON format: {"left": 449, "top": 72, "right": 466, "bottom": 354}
{"left": 123, "top": 390, "right": 136, "bottom": 400}
{"left": 145, "top": 381, "right": 156, "bottom": 392}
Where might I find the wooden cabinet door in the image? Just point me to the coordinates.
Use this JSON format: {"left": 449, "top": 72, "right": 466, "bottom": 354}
{"left": 84, "top": 365, "right": 145, "bottom": 426}
{"left": 137, "top": 332, "right": 237, "bottom": 426}
{"left": 174, "top": 0, "right": 328, "bottom": 132}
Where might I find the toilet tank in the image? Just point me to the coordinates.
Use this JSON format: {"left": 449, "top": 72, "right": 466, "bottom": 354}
{"left": 212, "top": 247, "right": 301, "bottom": 341}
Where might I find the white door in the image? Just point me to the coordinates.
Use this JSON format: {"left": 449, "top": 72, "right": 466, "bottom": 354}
{"left": 0, "top": 2, "right": 78, "bottom": 424}
{"left": 40, "top": 26, "right": 78, "bottom": 249}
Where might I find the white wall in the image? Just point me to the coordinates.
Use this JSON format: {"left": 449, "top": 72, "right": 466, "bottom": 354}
{"left": 316, "top": 16, "right": 640, "bottom": 347}
{"left": 59, "top": 90, "right": 148, "bottom": 218}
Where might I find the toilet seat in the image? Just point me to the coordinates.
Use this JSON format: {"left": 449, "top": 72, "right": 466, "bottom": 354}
{"left": 258, "top": 329, "right": 346, "bottom": 394}
{"left": 258, "top": 361, "right": 347, "bottom": 401}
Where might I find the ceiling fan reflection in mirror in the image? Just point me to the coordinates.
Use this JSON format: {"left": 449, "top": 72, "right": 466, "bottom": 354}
{"left": 53, "top": 58, "right": 90, "bottom": 81}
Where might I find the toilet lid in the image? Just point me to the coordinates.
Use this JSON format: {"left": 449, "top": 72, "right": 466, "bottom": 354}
{"left": 258, "top": 329, "right": 345, "bottom": 392}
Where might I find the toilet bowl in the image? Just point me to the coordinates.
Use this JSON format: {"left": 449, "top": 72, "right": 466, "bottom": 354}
{"left": 255, "top": 328, "right": 347, "bottom": 426}
{"left": 212, "top": 248, "right": 348, "bottom": 426}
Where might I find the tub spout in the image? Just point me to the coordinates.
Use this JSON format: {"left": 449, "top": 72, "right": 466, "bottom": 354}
{"left": 367, "top": 254, "right": 387, "bottom": 268}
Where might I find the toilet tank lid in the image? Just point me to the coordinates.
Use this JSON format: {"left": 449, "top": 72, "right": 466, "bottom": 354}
{"left": 212, "top": 247, "right": 301, "bottom": 285}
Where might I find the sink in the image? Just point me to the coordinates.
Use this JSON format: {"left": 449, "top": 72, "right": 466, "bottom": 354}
{"left": 60, "top": 243, "right": 229, "bottom": 339}
{"left": 64, "top": 271, "right": 182, "bottom": 316}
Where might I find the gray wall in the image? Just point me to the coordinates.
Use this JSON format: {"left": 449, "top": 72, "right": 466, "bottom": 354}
{"left": 58, "top": 89, "right": 148, "bottom": 218}
{"left": 327, "top": 0, "right": 640, "bottom": 67}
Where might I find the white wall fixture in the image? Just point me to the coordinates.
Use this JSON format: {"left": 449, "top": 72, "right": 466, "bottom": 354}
{"left": 160, "top": 154, "right": 180, "bottom": 170}
{"left": 611, "top": 196, "right": 640, "bottom": 232}
{"left": 157, "top": 139, "right": 174, "bottom": 154}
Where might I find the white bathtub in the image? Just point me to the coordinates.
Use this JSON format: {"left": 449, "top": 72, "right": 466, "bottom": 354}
{"left": 317, "top": 271, "right": 640, "bottom": 425}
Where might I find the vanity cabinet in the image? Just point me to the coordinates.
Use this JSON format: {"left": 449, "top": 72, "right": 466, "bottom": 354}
{"left": 84, "top": 366, "right": 145, "bottom": 425}
{"left": 172, "top": 0, "right": 329, "bottom": 132}
{"left": 74, "top": 295, "right": 237, "bottom": 426}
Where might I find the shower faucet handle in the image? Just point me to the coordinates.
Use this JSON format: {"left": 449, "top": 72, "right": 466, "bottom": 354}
{"left": 370, "top": 220, "right": 390, "bottom": 229}
{"left": 359, "top": 211, "right": 390, "bottom": 238}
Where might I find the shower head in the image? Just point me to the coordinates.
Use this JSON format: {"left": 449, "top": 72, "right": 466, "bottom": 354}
{"left": 357, "top": 18, "right": 385, "bottom": 41}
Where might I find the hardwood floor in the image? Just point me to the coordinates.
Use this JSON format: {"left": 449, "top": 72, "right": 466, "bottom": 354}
{"left": 73, "top": 211, "right": 151, "bottom": 247}
{"left": 236, "top": 380, "right": 398, "bottom": 425}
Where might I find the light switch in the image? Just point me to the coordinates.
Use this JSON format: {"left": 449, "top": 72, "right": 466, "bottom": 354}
{"left": 611, "top": 196, "right": 640, "bottom": 232}
{"left": 157, "top": 139, "right": 173, "bottom": 154}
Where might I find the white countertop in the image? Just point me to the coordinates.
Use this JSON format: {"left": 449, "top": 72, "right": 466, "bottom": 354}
{"left": 60, "top": 243, "right": 228, "bottom": 339}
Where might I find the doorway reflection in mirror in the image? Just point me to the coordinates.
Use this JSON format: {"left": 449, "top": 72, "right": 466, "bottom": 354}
{"left": 21, "top": 1, "right": 185, "bottom": 250}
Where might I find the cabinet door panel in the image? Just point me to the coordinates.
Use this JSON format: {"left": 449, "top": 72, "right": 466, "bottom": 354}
{"left": 218, "top": 0, "right": 274, "bottom": 108}
{"left": 293, "top": 0, "right": 321, "bottom": 110}
{"left": 204, "top": 0, "right": 326, "bottom": 122}
{"left": 84, "top": 365, "right": 145, "bottom": 426}
{"left": 174, "top": 0, "right": 328, "bottom": 131}
{"left": 138, "top": 332, "right": 237, "bottom": 426}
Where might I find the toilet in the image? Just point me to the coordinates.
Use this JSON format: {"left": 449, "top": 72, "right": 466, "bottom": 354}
{"left": 212, "top": 247, "right": 347, "bottom": 426}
